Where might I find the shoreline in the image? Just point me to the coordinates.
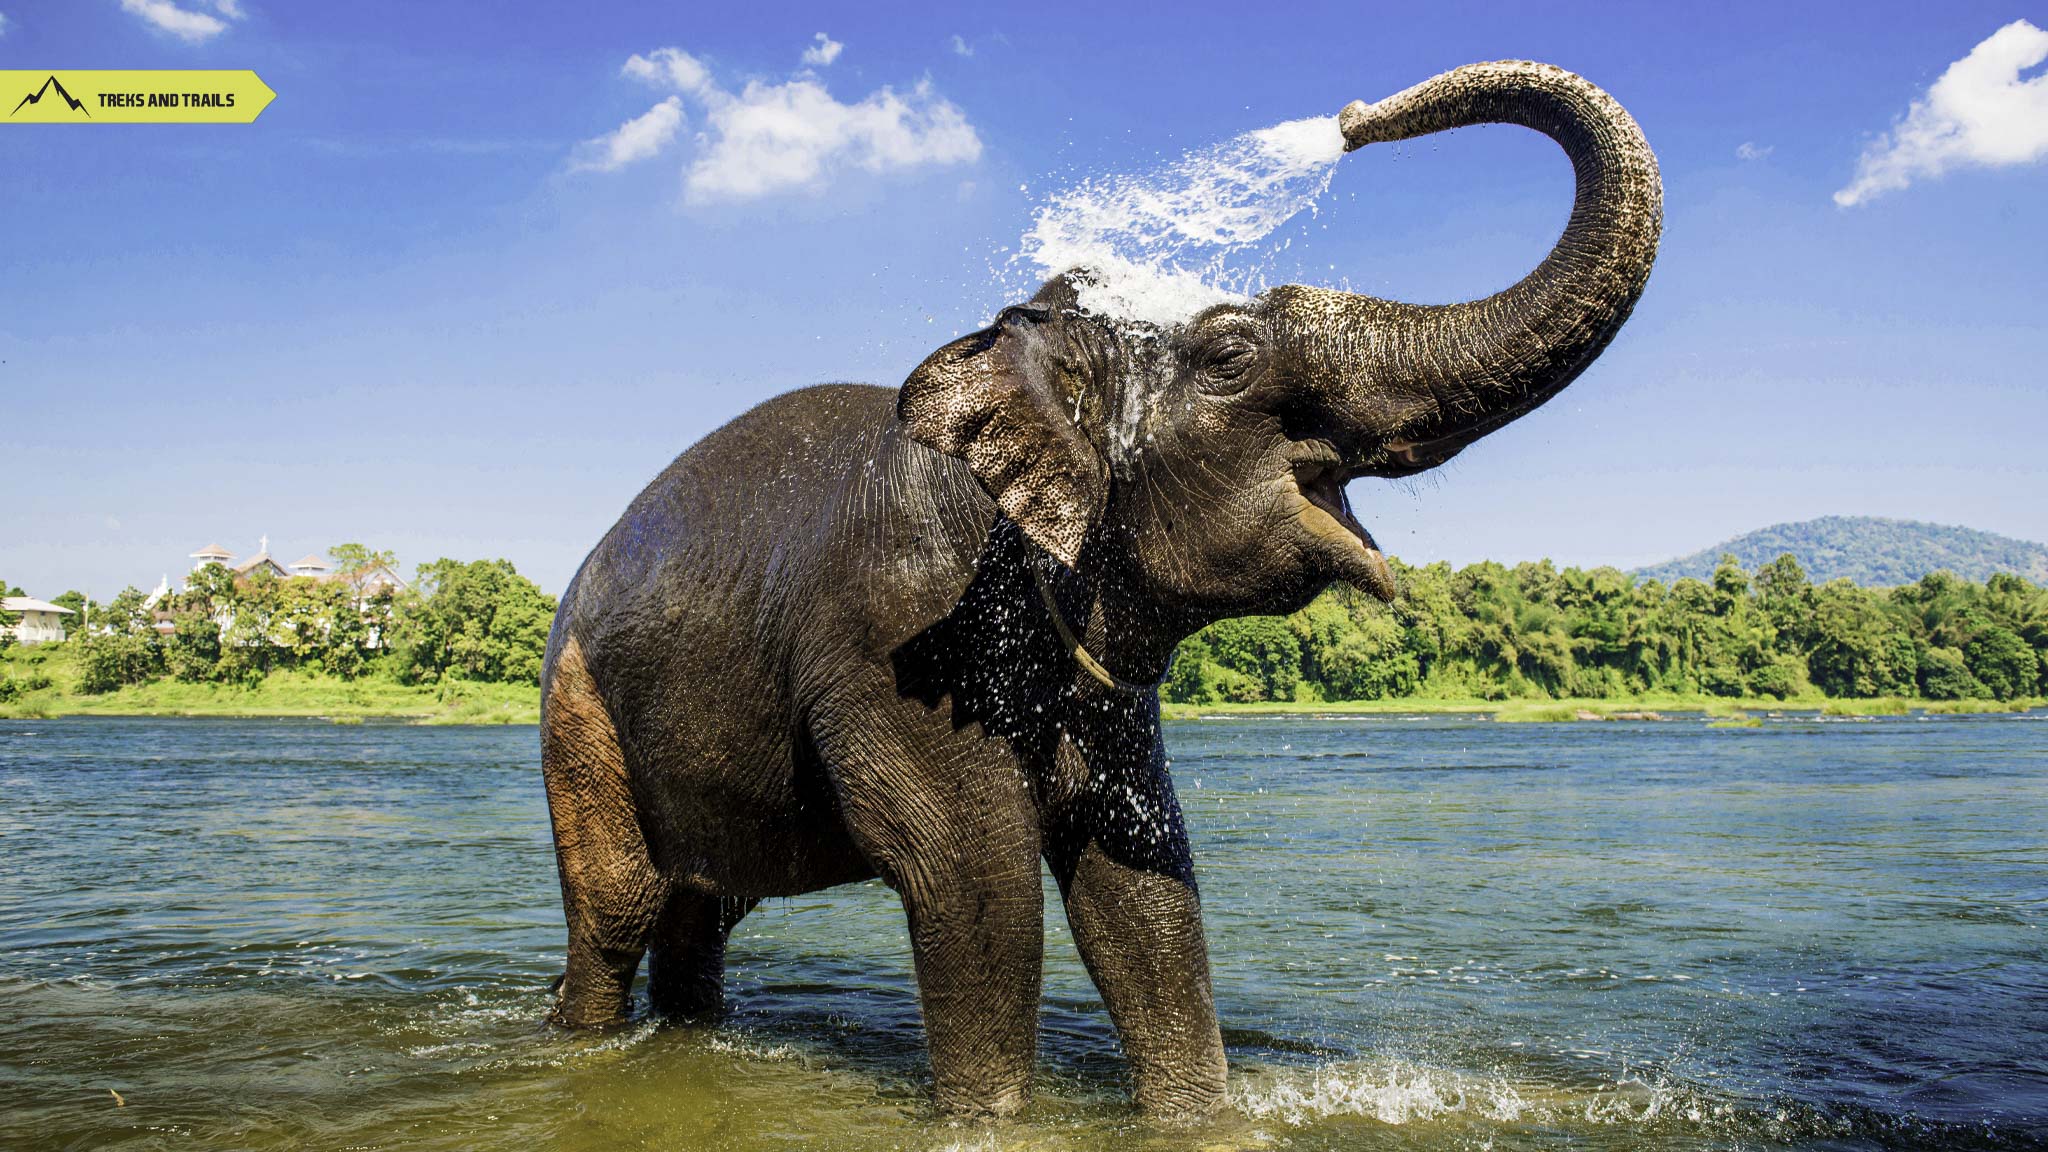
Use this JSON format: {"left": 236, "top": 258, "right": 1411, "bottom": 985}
{"left": 1163, "top": 695, "right": 2040, "bottom": 721}
{"left": 5, "top": 691, "right": 2035, "bottom": 726}
{"left": 0, "top": 657, "right": 538, "bottom": 725}
{"left": 0, "top": 701, "right": 539, "bottom": 724}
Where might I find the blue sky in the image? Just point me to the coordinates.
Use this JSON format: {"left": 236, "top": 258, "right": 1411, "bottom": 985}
{"left": 3, "top": 1, "right": 2045, "bottom": 598}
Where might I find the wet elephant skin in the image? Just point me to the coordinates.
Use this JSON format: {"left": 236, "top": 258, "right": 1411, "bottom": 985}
{"left": 541, "top": 59, "right": 1662, "bottom": 1117}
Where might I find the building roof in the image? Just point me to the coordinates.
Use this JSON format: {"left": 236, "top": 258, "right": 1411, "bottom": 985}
{"left": 290, "top": 553, "right": 331, "bottom": 571}
{"left": 357, "top": 563, "right": 409, "bottom": 590}
{"left": 190, "top": 543, "right": 236, "bottom": 559}
{"left": 232, "top": 553, "right": 288, "bottom": 577}
{"left": 3, "top": 596, "right": 74, "bottom": 615}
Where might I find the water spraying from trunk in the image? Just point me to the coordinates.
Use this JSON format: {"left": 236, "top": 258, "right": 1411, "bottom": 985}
{"left": 1016, "top": 117, "right": 1347, "bottom": 327}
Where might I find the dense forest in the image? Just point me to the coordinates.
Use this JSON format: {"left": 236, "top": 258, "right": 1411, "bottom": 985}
{"left": 1166, "top": 554, "right": 2048, "bottom": 705}
{"left": 1637, "top": 516, "right": 2048, "bottom": 587}
{"left": 0, "top": 550, "right": 554, "bottom": 697}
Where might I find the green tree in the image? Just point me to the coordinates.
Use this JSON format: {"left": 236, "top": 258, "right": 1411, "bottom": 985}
{"left": 329, "top": 543, "right": 399, "bottom": 598}
{"left": 1746, "top": 655, "right": 1808, "bottom": 700}
{"left": 182, "top": 563, "right": 238, "bottom": 614}
{"left": 1915, "top": 643, "right": 1988, "bottom": 700}
{"left": 391, "top": 559, "right": 556, "bottom": 685}
{"left": 1318, "top": 612, "right": 1418, "bottom": 700}
{"left": 1711, "top": 554, "right": 1751, "bottom": 614}
{"left": 1983, "top": 573, "right": 2047, "bottom": 652}
{"left": 1805, "top": 581, "right": 1916, "bottom": 697}
{"left": 1964, "top": 623, "right": 2035, "bottom": 700}
{"left": 50, "top": 590, "right": 89, "bottom": 639}
{"left": 96, "top": 585, "right": 154, "bottom": 637}
{"left": 1160, "top": 635, "right": 1213, "bottom": 704}
{"left": 1201, "top": 615, "right": 1303, "bottom": 702}
{"left": 0, "top": 580, "right": 18, "bottom": 651}
{"left": 1289, "top": 588, "right": 1419, "bottom": 701}
{"left": 268, "top": 577, "right": 370, "bottom": 674}
{"left": 214, "top": 569, "right": 284, "bottom": 686}
{"left": 323, "top": 596, "right": 369, "bottom": 680}
{"left": 1754, "top": 554, "right": 1814, "bottom": 660}
{"left": 1392, "top": 561, "right": 1460, "bottom": 690}
{"left": 1558, "top": 565, "right": 1637, "bottom": 694}
{"left": 164, "top": 609, "right": 223, "bottom": 683}
{"left": 76, "top": 632, "right": 162, "bottom": 693}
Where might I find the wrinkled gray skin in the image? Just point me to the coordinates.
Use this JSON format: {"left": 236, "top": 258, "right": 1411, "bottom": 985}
{"left": 541, "top": 61, "right": 1661, "bottom": 1116}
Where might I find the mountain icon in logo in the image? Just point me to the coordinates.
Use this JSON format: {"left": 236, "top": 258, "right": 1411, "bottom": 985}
{"left": 11, "top": 75, "right": 90, "bottom": 118}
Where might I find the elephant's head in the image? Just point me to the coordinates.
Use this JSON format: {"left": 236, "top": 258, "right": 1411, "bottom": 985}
{"left": 900, "top": 61, "right": 1661, "bottom": 641}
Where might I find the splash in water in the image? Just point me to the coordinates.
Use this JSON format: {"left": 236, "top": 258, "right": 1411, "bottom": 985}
{"left": 1018, "top": 116, "right": 1347, "bottom": 327}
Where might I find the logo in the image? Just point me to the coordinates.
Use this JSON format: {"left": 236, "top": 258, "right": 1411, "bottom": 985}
{"left": 2, "top": 71, "right": 274, "bottom": 124}
{"left": 10, "top": 75, "right": 89, "bottom": 118}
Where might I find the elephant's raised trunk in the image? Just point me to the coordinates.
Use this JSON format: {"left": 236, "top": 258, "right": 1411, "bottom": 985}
{"left": 1276, "top": 60, "right": 1663, "bottom": 474}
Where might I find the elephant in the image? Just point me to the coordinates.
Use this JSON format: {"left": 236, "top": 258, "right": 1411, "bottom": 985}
{"left": 539, "top": 59, "right": 1661, "bottom": 1116}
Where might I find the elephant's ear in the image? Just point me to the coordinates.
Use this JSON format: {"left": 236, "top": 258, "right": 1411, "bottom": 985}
{"left": 898, "top": 304, "right": 1107, "bottom": 568}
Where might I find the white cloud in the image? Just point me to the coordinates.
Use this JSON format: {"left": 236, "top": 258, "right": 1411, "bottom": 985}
{"left": 120, "top": 0, "right": 236, "bottom": 42}
{"left": 801, "top": 33, "right": 842, "bottom": 67}
{"left": 623, "top": 46, "right": 715, "bottom": 97}
{"left": 951, "top": 35, "right": 974, "bottom": 58}
{"left": 0, "top": 13, "right": 11, "bottom": 37}
{"left": 1735, "top": 141, "right": 1772, "bottom": 162}
{"left": 578, "top": 39, "right": 982, "bottom": 203}
{"left": 570, "top": 96, "right": 684, "bottom": 173}
{"left": 687, "top": 77, "right": 980, "bottom": 203}
{"left": 1836, "top": 19, "right": 2048, "bottom": 206}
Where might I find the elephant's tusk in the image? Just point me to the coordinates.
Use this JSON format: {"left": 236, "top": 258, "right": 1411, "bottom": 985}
{"left": 1030, "top": 563, "right": 1160, "bottom": 694}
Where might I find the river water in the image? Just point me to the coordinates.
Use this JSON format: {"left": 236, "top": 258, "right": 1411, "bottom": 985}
{"left": 2, "top": 713, "right": 2043, "bottom": 1150}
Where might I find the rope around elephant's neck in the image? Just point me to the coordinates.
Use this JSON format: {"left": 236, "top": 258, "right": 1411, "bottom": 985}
{"left": 1028, "top": 563, "right": 1159, "bottom": 695}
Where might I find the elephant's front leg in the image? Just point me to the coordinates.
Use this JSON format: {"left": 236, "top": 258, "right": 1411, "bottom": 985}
{"left": 827, "top": 717, "right": 1047, "bottom": 1115}
{"left": 1050, "top": 825, "right": 1227, "bottom": 1114}
{"left": 898, "top": 840, "right": 1045, "bottom": 1115}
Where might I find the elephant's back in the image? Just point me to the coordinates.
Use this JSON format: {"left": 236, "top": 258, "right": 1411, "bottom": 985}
{"left": 560, "top": 383, "right": 899, "bottom": 670}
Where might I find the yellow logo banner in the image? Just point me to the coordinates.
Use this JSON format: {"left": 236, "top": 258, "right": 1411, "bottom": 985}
{"left": 3, "top": 71, "right": 275, "bottom": 124}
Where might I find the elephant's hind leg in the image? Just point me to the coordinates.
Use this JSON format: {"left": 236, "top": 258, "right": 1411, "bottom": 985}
{"left": 543, "top": 635, "right": 667, "bottom": 1027}
{"left": 648, "top": 892, "right": 756, "bottom": 1019}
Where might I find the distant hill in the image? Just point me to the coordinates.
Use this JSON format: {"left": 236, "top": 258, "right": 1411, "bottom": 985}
{"left": 1635, "top": 517, "right": 2048, "bottom": 587}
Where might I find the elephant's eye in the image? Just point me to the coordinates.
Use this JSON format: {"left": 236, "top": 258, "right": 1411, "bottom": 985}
{"left": 1199, "top": 339, "right": 1260, "bottom": 394}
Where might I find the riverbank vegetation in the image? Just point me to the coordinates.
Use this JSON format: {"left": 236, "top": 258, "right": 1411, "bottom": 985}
{"left": 6, "top": 552, "right": 2043, "bottom": 723}
{"left": 0, "top": 553, "right": 550, "bottom": 723}
{"left": 1165, "top": 554, "right": 2046, "bottom": 711}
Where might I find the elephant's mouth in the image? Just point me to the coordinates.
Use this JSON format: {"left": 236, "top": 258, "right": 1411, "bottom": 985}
{"left": 1288, "top": 447, "right": 1397, "bottom": 602}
